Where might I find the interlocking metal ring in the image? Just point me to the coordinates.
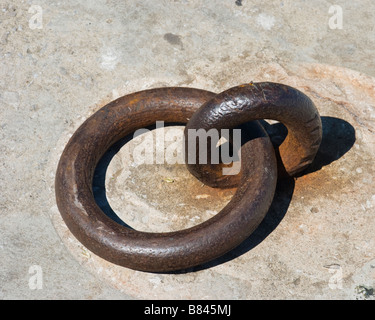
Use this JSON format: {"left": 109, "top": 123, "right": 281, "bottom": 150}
{"left": 55, "top": 83, "right": 322, "bottom": 272}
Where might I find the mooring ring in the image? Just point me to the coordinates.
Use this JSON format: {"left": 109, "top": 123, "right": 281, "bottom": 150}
{"left": 55, "top": 87, "right": 278, "bottom": 272}
{"left": 185, "top": 82, "right": 322, "bottom": 187}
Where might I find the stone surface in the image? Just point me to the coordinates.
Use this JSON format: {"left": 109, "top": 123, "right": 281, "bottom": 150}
{"left": 48, "top": 62, "right": 375, "bottom": 299}
{"left": 1, "top": 0, "right": 374, "bottom": 299}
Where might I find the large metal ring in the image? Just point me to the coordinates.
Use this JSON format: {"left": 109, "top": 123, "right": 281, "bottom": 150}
{"left": 55, "top": 87, "right": 277, "bottom": 272}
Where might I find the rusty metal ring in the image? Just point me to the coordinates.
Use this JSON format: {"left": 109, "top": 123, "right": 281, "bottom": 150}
{"left": 55, "top": 87, "right": 278, "bottom": 272}
{"left": 185, "top": 82, "right": 322, "bottom": 188}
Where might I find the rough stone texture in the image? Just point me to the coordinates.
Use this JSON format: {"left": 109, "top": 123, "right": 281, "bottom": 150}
{"left": 1, "top": 0, "right": 374, "bottom": 299}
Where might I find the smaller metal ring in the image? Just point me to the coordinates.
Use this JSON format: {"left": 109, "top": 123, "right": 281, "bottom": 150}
{"left": 185, "top": 82, "right": 322, "bottom": 187}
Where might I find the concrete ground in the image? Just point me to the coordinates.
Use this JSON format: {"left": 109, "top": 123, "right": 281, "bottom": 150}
{"left": 1, "top": 0, "right": 374, "bottom": 299}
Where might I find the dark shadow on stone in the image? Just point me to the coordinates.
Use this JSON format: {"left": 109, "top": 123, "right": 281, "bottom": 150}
{"left": 297, "top": 116, "right": 356, "bottom": 175}
{"left": 261, "top": 116, "right": 356, "bottom": 176}
{"left": 92, "top": 133, "right": 134, "bottom": 228}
